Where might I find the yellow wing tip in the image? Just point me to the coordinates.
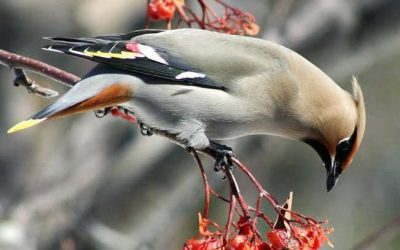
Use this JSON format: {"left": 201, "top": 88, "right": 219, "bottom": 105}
{"left": 7, "top": 118, "right": 46, "bottom": 134}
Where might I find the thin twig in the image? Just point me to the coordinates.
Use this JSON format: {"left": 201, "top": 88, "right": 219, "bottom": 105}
{"left": 192, "top": 150, "right": 210, "bottom": 218}
{"left": 209, "top": 187, "right": 229, "bottom": 203}
{"left": 231, "top": 156, "right": 319, "bottom": 235}
{"left": 169, "top": 0, "right": 259, "bottom": 35}
{"left": 223, "top": 194, "right": 236, "bottom": 245}
{"left": 231, "top": 157, "right": 279, "bottom": 207}
{"left": 174, "top": 1, "right": 190, "bottom": 23}
{"left": 145, "top": 0, "right": 151, "bottom": 28}
{"left": 13, "top": 68, "right": 58, "bottom": 98}
{"left": 0, "top": 49, "right": 80, "bottom": 87}
{"left": 223, "top": 166, "right": 251, "bottom": 219}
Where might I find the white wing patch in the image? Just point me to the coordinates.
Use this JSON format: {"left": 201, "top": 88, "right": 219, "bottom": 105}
{"left": 175, "top": 71, "right": 206, "bottom": 80}
{"left": 137, "top": 44, "right": 168, "bottom": 65}
{"left": 42, "top": 46, "right": 64, "bottom": 54}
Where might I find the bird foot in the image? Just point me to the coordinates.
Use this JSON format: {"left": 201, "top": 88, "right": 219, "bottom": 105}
{"left": 209, "top": 142, "right": 235, "bottom": 172}
{"left": 94, "top": 107, "right": 111, "bottom": 118}
{"left": 94, "top": 106, "right": 137, "bottom": 123}
{"left": 139, "top": 123, "right": 153, "bottom": 136}
{"left": 110, "top": 107, "right": 137, "bottom": 123}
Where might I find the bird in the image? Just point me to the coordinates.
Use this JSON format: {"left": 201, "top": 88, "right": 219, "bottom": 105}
{"left": 7, "top": 29, "right": 365, "bottom": 191}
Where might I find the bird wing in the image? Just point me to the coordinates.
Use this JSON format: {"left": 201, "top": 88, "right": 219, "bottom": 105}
{"left": 43, "top": 29, "right": 223, "bottom": 90}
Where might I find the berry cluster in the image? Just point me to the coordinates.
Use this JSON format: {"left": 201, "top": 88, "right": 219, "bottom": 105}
{"left": 181, "top": 155, "right": 333, "bottom": 250}
{"left": 146, "top": 0, "right": 259, "bottom": 35}
{"left": 147, "top": 0, "right": 183, "bottom": 21}
{"left": 183, "top": 210, "right": 332, "bottom": 250}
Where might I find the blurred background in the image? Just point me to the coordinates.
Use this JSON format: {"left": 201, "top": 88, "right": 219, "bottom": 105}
{"left": 0, "top": 0, "right": 400, "bottom": 249}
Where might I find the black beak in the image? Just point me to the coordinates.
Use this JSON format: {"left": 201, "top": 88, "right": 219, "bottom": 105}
{"left": 326, "top": 159, "right": 343, "bottom": 192}
{"left": 302, "top": 139, "right": 344, "bottom": 191}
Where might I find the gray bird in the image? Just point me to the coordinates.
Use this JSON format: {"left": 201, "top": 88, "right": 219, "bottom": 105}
{"left": 8, "top": 29, "right": 366, "bottom": 191}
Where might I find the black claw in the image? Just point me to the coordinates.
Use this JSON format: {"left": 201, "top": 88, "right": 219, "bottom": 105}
{"left": 214, "top": 159, "right": 223, "bottom": 172}
{"left": 209, "top": 142, "right": 235, "bottom": 173}
{"left": 227, "top": 156, "right": 233, "bottom": 166}
{"left": 121, "top": 106, "right": 134, "bottom": 116}
{"left": 94, "top": 107, "right": 111, "bottom": 118}
{"left": 140, "top": 123, "right": 153, "bottom": 136}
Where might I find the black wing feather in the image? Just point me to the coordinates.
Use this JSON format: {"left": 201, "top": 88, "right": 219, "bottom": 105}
{"left": 43, "top": 30, "right": 223, "bottom": 90}
{"left": 94, "top": 29, "right": 164, "bottom": 41}
{"left": 47, "top": 44, "right": 221, "bottom": 90}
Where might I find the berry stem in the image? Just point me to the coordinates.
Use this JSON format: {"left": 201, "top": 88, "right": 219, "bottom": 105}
{"left": 223, "top": 193, "right": 236, "bottom": 245}
{"left": 192, "top": 151, "right": 210, "bottom": 218}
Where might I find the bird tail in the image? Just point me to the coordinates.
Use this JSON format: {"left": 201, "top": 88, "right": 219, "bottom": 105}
{"left": 7, "top": 92, "right": 95, "bottom": 134}
{"left": 8, "top": 77, "right": 134, "bottom": 134}
{"left": 7, "top": 101, "right": 70, "bottom": 134}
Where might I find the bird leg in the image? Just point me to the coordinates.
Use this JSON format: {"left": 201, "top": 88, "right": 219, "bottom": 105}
{"left": 94, "top": 107, "right": 112, "bottom": 118}
{"left": 94, "top": 106, "right": 138, "bottom": 123}
{"left": 139, "top": 123, "right": 153, "bottom": 136}
{"left": 207, "top": 141, "right": 235, "bottom": 172}
{"left": 111, "top": 107, "right": 137, "bottom": 123}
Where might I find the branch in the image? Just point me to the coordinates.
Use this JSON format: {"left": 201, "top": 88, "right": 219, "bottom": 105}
{"left": 0, "top": 49, "right": 80, "bottom": 90}
{"left": 191, "top": 151, "right": 210, "bottom": 218}
{"left": 12, "top": 68, "right": 59, "bottom": 98}
{"left": 146, "top": 0, "right": 259, "bottom": 35}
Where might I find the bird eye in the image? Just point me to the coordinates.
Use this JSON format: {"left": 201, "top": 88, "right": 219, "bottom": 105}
{"left": 337, "top": 127, "right": 358, "bottom": 154}
{"left": 337, "top": 140, "right": 351, "bottom": 152}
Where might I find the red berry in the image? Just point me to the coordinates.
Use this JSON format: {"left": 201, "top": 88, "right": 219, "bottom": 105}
{"left": 227, "top": 235, "right": 248, "bottom": 250}
{"left": 267, "top": 230, "right": 289, "bottom": 250}
{"left": 227, "top": 235, "right": 272, "bottom": 250}
{"left": 147, "top": 3, "right": 161, "bottom": 20}
{"left": 237, "top": 217, "right": 253, "bottom": 237}
{"left": 183, "top": 237, "right": 221, "bottom": 250}
{"left": 255, "top": 239, "right": 272, "bottom": 250}
{"left": 147, "top": 0, "right": 176, "bottom": 21}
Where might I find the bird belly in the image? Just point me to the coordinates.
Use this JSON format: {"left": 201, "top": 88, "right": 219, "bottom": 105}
{"left": 123, "top": 84, "right": 267, "bottom": 147}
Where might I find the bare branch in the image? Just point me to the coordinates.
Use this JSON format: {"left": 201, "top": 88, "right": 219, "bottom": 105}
{"left": 13, "top": 68, "right": 58, "bottom": 98}
{"left": 0, "top": 49, "right": 80, "bottom": 87}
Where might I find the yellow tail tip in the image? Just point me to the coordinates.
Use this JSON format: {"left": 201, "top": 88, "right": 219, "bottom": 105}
{"left": 7, "top": 118, "right": 46, "bottom": 134}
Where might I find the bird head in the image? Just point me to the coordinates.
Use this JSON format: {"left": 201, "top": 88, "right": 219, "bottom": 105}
{"left": 303, "top": 77, "right": 366, "bottom": 191}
